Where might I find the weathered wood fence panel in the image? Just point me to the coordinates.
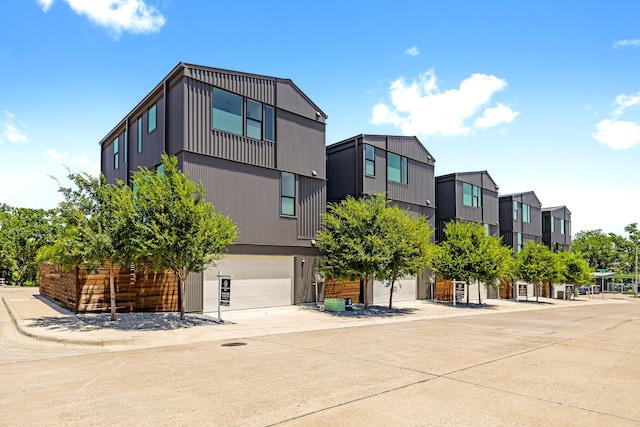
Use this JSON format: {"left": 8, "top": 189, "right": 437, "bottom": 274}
{"left": 324, "top": 279, "right": 361, "bottom": 303}
{"left": 39, "top": 263, "right": 179, "bottom": 313}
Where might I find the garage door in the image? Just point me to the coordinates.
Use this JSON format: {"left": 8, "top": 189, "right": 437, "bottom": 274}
{"left": 373, "top": 277, "right": 416, "bottom": 304}
{"left": 203, "top": 255, "right": 294, "bottom": 313}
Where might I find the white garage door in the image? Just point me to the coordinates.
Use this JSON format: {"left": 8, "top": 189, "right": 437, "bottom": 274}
{"left": 373, "top": 277, "right": 416, "bottom": 304}
{"left": 203, "top": 255, "right": 294, "bottom": 313}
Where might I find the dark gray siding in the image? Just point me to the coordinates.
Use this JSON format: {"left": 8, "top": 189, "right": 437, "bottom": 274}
{"left": 387, "top": 158, "right": 434, "bottom": 208}
{"left": 326, "top": 143, "right": 357, "bottom": 201}
{"left": 182, "top": 77, "right": 276, "bottom": 169}
{"left": 387, "top": 136, "right": 434, "bottom": 164}
{"left": 276, "top": 110, "right": 326, "bottom": 178}
{"left": 184, "top": 65, "right": 276, "bottom": 106}
{"left": 181, "top": 152, "right": 321, "bottom": 249}
{"left": 184, "top": 271, "right": 203, "bottom": 313}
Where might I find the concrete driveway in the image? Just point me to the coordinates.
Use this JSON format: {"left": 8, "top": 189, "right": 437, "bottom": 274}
{"left": 1, "top": 296, "right": 638, "bottom": 426}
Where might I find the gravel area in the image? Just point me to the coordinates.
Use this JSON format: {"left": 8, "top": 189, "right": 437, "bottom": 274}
{"left": 303, "top": 303, "right": 415, "bottom": 317}
{"left": 75, "top": 312, "right": 223, "bottom": 331}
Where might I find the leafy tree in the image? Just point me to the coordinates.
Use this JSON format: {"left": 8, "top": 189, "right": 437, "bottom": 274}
{"left": 476, "top": 235, "right": 513, "bottom": 302}
{"left": 374, "top": 205, "right": 435, "bottom": 308}
{"left": 317, "top": 194, "right": 394, "bottom": 309}
{"left": 514, "top": 242, "right": 563, "bottom": 302}
{"left": 433, "top": 220, "right": 511, "bottom": 305}
{"left": 571, "top": 229, "right": 618, "bottom": 271}
{"left": 131, "top": 154, "right": 237, "bottom": 320}
{"left": 559, "top": 251, "right": 593, "bottom": 287}
{"left": 39, "top": 172, "right": 135, "bottom": 320}
{"left": 0, "top": 205, "right": 59, "bottom": 286}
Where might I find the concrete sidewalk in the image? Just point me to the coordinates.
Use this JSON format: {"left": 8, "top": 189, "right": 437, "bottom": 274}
{"left": 1, "top": 286, "right": 621, "bottom": 351}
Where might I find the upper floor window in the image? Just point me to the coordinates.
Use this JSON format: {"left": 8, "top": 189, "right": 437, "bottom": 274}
{"left": 517, "top": 232, "right": 523, "bottom": 253}
{"left": 560, "top": 219, "right": 565, "bottom": 235}
{"left": 280, "top": 172, "right": 296, "bottom": 216}
{"left": 543, "top": 216, "right": 555, "bottom": 233}
{"left": 522, "top": 204, "right": 531, "bottom": 223}
{"left": 365, "top": 145, "right": 375, "bottom": 176}
{"left": 246, "top": 99, "right": 263, "bottom": 140}
{"left": 513, "top": 201, "right": 518, "bottom": 221}
{"left": 463, "top": 183, "right": 482, "bottom": 207}
{"left": 264, "top": 105, "right": 275, "bottom": 141}
{"left": 137, "top": 117, "right": 143, "bottom": 153}
{"left": 123, "top": 130, "right": 128, "bottom": 164}
{"left": 387, "top": 152, "right": 407, "bottom": 184}
{"left": 148, "top": 104, "right": 157, "bottom": 133}
{"left": 213, "top": 88, "right": 242, "bottom": 135}
{"left": 113, "top": 137, "right": 119, "bottom": 170}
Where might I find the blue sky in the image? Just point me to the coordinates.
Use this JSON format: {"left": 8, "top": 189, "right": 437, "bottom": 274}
{"left": 1, "top": 1, "right": 639, "bottom": 237}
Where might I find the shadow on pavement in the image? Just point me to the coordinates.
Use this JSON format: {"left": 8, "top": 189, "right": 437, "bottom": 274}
{"left": 306, "top": 304, "right": 416, "bottom": 318}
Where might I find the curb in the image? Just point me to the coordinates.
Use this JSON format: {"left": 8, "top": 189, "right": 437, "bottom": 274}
{"left": 2, "top": 296, "right": 136, "bottom": 347}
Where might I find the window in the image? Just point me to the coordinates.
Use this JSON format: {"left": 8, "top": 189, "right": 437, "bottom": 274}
{"left": 123, "top": 129, "right": 127, "bottom": 164}
{"left": 522, "top": 204, "right": 531, "bottom": 223}
{"left": 484, "top": 223, "right": 490, "bottom": 236}
{"left": 246, "top": 99, "right": 263, "bottom": 140}
{"left": 543, "top": 216, "right": 555, "bottom": 233}
{"left": 264, "top": 105, "right": 275, "bottom": 141}
{"left": 280, "top": 172, "right": 295, "bottom": 216}
{"left": 137, "top": 117, "right": 143, "bottom": 153}
{"left": 148, "top": 104, "right": 157, "bottom": 133}
{"left": 113, "top": 137, "right": 119, "bottom": 169}
{"left": 365, "top": 145, "right": 375, "bottom": 176}
{"left": 463, "top": 183, "right": 482, "bottom": 207}
{"left": 517, "top": 232, "right": 523, "bottom": 253}
{"left": 387, "top": 152, "right": 407, "bottom": 184}
{"left": 213, "top": 88, "right": 243, "bottom": 135}
{"left": 513, "top": 201, "right": 518, "bottom": 221}
{"left": 567, "top": 221, "right": 571, "bottom": 236}
{"left": 560, "top": 219, "right": 565, "bottom": 235}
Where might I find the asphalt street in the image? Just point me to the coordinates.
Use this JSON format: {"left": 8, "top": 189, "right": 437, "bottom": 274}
{"left": 1, "top": 295, "right": 639, "bottom": 426}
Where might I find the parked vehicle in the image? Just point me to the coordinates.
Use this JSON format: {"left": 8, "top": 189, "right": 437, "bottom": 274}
{"left": 577, "top": 286, "right": 590, "bottom": 295}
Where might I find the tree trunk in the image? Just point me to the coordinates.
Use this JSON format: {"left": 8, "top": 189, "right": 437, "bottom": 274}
{"left": 477, "top": 279, "right": 482, "bottom": 305}
{"left": 109, "top": 265, "right": 117, "bottom": 321}
{"left": 466, "top": 280, "right": 470, "bottom": 305}
{"left": 179, "top": 269, "right": 186, "bottom": 320}
{"left": 364, "top": 275, "right": 370, "bottom": 309}
{"left": 536, "top": 282, "right": 540, "bottom": 303}
{"left": 388, "top": 277, "right": 396, "bottom": 309}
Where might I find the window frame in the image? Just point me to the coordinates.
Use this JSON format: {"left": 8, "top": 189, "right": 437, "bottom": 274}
{"left": 280, "top": 172, "right": 296, "bottom": 217}
{"left": 148, "top": 103, "right": 157, "bottom": 133}
{"left": 137, "top": 116, "right": 143, "bottom": 153}
{"left": 365, "top": 145, "right": 375, "bottom": 176}
{"left": 113, "top": 137, "right": 119, "bottom": 170}
{"left": 246, "top": 98, "right": 263, "bottom": 140}
{"left": 462, "top": 182, "right": 482, "bottom": 207}
{"left": 522, "top": 204, "right": 531, "bottom": 223}
{"left": 513, "top": 201, "right": 519, "bottom": 221}
{"left": 387, "top": 152, "right": 407, "bottom": 184}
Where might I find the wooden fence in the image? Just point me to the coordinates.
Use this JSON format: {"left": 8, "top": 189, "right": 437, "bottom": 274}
{"left": 324, "top": 279, "right": 361, "bottom": 303}
{"left": 39, "top": 263, "right": 179, "bottom": 313}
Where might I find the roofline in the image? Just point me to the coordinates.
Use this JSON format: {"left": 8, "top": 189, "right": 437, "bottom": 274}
{"left": 99, "top": 62, "right": 328, "bottom": 148}
{"left": 327, "top": 134, "right": 436, "bottom": 162}
{"left": 435, "top": 170, "right": 498, "bottom": 190}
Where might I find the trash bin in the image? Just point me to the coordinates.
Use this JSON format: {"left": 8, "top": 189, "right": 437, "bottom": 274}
{"left": 574, "top": 289, "right": 579, "bottom": 298}
{"left": 324, "top": 298, "right": 345, "bottom": 312}
{"left": 344, "top": 298, "right": 353, "bottom": 310}
{"left": 557, "top": 291, "right": 564, "bottom": 299}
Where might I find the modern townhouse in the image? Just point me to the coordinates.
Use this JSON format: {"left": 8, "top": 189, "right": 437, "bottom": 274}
{"left": 99, "top": 62, "right": 327, "bottom": 313}
{"left": 542, "top": 206, "right": 572, "bottom": 252}
{"left": 325, "top": 134, "right": 436, "bottom": 303}
{"left": 498, "top": 191, "right": 543, "bottom": 253}
{"left": 434, "top": 170, "right": 501, "bottom": 301}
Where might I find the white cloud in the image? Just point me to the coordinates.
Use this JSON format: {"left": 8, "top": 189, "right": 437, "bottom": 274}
{"left": 36, "top": 0, "right": 166, "bottom": 37}
{"left": 614, "top": 39, "right": 640, "bottom": 49}
{"left": 0, "top": 112, "right": 28, "bottom": 145}
{"left": 37, "top": 0, "right": 54, "bottom": 12}
{"left": 593, "top": 119, "right": 640, "bottom": 149}
{"left": 46, "top": 149, "right": 100, "bottom": 176}
{"left": 371, "top": 69, "right": 518, "bottom": 137}
{"left": 613, "top": 91, "right": 640, "bottom": 116}
{"left": 474, "top": 103, "right": 519, "bottom": 129}
{"left": 405, "top": 46, "right": 420, "bottom": 57}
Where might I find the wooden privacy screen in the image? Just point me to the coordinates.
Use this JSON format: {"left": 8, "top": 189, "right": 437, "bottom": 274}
{"left": 324, "top": 279, "right": 361, "bottom": 303}
{"left": 39, "top": 263, "right": 179, "bottom": 313}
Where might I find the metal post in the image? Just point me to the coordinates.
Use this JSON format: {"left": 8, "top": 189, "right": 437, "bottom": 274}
{"left": 217, "top": 270, "right": 222, "bottom": 322}
{"left": 635, "top": 245, "right": 638, "bottom": 299}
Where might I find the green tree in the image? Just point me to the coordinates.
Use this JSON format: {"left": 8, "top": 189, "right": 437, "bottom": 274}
{"left": 514, "top": 242, "right": 563, "bottom": 302}
{"left": 131, "top": 154, "right": 238, "bottom": 320}
{"left": 559, "top": 251, "right": 593, "bottom": 287}
{"left": 432, "top": 220, "right": 511, "bottom": 305}
{"left": 374, "top": 205, "right": 435, "bottom": 308}
{"left": 0, "top": 205, "right": 59, "bottom": 286}
{"left": 40, "top": 172, "right": 135, "bottom": 320}
{"left": 571, "top": 229, "right": 618, "bottom": 271}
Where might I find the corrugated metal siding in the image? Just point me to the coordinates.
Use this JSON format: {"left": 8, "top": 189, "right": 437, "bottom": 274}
{"left": 386, "top": 136, "right": 434, "bottom": 165}
{"left": 297, "top": 176, "right": 326, "bottom": 239}
{"left": 167, "top": 80, "right": 185, "bottom": 155}
{"left": 276, "top": 80, "right": 321, "bottom": 122}
{"left": 184, "top": 66, "right": 276, "bottom": 105}
{"left": 276, "top": 110, "right": 326, "bottom": 178}
{"left": 483, "top": 190, "right": 500, "bottom": 226}
{"left": 326, "top": 144, "right": 357, "bottom": 201}
{"left": 185, "top": 271, "right": 203, "bottom": 313}
{"left": 184, "top": 77, "right": 275, "bottom": 169}
{"left": 181, "top": 152, "right": 311, "bottom": 248}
